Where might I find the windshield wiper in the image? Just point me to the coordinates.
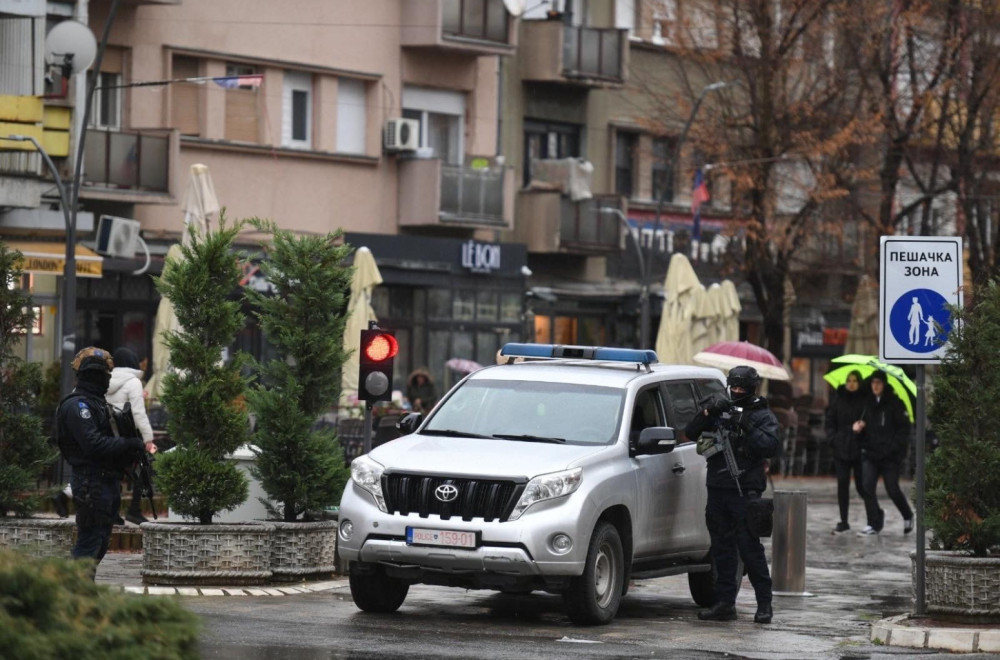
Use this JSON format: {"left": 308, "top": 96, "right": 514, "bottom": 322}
{"left": 421, "top": 429, "right": 493, "bottom": 439}
{"left": 491, "top": 433, "right": 567, "bottom": 444}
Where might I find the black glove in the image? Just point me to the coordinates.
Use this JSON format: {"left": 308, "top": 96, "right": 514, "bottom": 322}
{"left": 739, "top": 413, "right": 755, "bottom": 434}
{"left": 699, "top": 393, "right": 731, "bottom": 417}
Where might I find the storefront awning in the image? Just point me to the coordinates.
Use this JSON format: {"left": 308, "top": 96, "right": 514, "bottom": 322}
{"left": 7, "top": 241, "right": 103, "bottom": 278}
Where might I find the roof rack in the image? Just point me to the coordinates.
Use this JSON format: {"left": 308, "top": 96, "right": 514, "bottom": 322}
{"left": 499, "top": 343, "right": 658, "bottom": 372}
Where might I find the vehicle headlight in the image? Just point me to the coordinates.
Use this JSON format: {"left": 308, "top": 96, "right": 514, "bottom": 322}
{"left": 508, "top": 467, "right": 582, "bottom": 521}
{"left": 351, "top": 455, "right": 387, "bottom": 512}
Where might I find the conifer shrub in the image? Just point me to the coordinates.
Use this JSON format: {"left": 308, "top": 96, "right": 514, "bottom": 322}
{"left": 927, "top": 280, "right": 1000, "bottom": 556}
{"left": 153, "top": 214, "right": 250, "bottom": 524}
{"left": 0, "top": 549, "right": 199, "bottom": 659}
{"left": 245, "top": 220, "right": 353, "bottom": 521}
{"left": 0, "top": 242, "right": 56, "bottom": 518}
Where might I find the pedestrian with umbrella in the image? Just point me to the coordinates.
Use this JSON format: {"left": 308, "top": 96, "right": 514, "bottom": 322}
{"left": 852, "top": 370, "right": 914, "bottom": 536}
{"left": 824, "top": 369, "right": 867, "bottom": 534}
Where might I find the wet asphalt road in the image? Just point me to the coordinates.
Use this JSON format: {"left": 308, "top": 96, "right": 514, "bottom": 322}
{"left": 173, "top": 477, "right": 996, "bottom": 659}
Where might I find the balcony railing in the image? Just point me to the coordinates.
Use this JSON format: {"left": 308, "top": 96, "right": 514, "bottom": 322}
{"left": 562, "top": 26, "right": 624, "bottom": 80}
{"left": 440, "top": 164, "right": 506, "bottom": 224}
{"left": 442, "top": 0, "right": 509, "bottom": 43}
{"left": 83, "top": 129, "right": 169, "bottom": 192}
{"left": 399, "top": 159, "right": 513, "bottom": 228}
{"left": 560, "top": 195, "right": 623, "bottom": 250}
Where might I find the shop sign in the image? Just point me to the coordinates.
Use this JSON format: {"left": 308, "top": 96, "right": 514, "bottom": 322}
{"left": 19, "top": 253, "right": 102, "bottom": 278}
{"left": 461, "top": 240, "right": 501, "bottom": 274}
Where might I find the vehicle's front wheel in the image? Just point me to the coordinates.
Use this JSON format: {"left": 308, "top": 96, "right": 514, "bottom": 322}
{"left": 564, "top": 521, "right": 624, "bottom": 625}
{"left": 349, "top": 563, "right": 409, "bottom": 613}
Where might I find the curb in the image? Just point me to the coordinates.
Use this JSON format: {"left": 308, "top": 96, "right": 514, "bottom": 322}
{"left": 110, "top": 579, "right": 348, "bottom": 597}
{"left": 872, "top": 614, "right": 1000, "bottom": 653}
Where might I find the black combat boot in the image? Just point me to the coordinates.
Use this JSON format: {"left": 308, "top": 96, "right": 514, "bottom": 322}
{"left": 697, "top": 602, "right": 737, "bottom": 621}
{"left": 754, "top": 602, "right": 773, "bottom": 624}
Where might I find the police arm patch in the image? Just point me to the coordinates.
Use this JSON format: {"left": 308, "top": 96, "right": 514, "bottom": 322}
{"left": 77, "top": 401, "right": 92, "bottom": 420}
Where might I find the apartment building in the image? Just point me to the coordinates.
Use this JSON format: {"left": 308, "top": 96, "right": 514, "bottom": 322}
{"left": 1, "top": 0, "right": 528, "bottom": 388}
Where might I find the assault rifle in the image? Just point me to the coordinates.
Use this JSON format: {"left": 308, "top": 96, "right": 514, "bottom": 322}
{"left": 697, "top": 407, "right": 746, "bottom": 496}
{"left": 109, "top": 402, "right": 158, "bottom": 520}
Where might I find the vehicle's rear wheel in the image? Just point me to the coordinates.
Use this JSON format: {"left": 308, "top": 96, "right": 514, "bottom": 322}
{"left": 564, "top": 521, "right": 624, "bottom": 625}
{"left": 688, "top": 554, "right": 743, "bottom": 607}
{"left": 349, "top": 563, "right": 409, "bottom": 613}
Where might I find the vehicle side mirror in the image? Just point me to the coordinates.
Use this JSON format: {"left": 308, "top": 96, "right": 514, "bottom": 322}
{"left": 396, "top": 412, "right": 422, "bottom": 435}
{"left": 634, "top": 427, "right": 676, "bottom": 455}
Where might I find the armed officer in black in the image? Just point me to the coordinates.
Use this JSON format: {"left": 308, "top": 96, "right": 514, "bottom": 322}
{"left": 685, "top": 366, "right": 780, "bottom": 624}
{"left": 56, "top": 347, "right": 155, "bottom": 572}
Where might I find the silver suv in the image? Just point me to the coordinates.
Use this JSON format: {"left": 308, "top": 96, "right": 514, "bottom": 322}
{"left": 337, "top": 343, "right": 728, "bottom": 625}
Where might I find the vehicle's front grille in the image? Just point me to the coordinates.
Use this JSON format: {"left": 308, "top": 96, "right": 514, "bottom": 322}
{"left": 382, "top": 473, "right": 525, "bottom": 522}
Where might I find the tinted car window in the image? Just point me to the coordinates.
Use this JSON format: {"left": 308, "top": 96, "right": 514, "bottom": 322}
{"left": 663, "top": 380, "right": 698, "bottom": 443}
{"left": 697, "top": 378, "right": 727, "bottom": 399}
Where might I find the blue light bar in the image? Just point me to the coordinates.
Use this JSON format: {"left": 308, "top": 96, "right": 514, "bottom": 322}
{"left": 500, "top": 343, "right": 658, "bottom": 365}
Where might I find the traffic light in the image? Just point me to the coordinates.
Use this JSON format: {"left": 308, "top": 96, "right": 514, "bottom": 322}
{"left": 358, "top": 328, "right": 398, "bottom": 404}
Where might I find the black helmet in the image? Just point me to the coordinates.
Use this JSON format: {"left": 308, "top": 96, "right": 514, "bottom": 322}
{"left": 727, "top": 365, "right": 761, "bottom": 397}
{"left": 72, "top": 347, "right": 114, "bottom": 374}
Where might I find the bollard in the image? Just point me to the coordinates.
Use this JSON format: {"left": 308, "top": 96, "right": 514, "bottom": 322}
{"left": 771, "top": 490, "right": 809, "bottom": 595}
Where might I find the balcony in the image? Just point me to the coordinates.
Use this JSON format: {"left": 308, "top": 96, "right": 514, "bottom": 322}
{"left": 515, "top": 191, "right": 624, "bottom": 254}
{"left": 402, "top": 0, "right": 517, "bottom": 56}
{"left": 398, "top": 158, "right": 514, "bottom": 229}
{"left": 520, "top": 21, "right": 627, "bottom": 86}
{"left": 81, "top": 128, "right": 176, "bottom": 201}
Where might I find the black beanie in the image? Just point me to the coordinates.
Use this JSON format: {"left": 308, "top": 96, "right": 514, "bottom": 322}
{"left": 113, "top": 347, "right": 141, "bottom": 370}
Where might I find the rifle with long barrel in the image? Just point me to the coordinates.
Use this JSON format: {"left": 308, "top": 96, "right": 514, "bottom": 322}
{"left": 698, "top": 407, "right": 745, "bottom": 496}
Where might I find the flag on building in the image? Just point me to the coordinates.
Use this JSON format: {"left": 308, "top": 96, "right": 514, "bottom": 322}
{"left": 212, "top": 75, "right": 263, "bottom": 89}
{"left": 691, "top": 168, "right": 710, "bottom": 259}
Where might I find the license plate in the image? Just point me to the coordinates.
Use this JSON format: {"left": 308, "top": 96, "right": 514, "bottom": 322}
{"left": 406, "top": 527, "right": 478, "bottom": 549}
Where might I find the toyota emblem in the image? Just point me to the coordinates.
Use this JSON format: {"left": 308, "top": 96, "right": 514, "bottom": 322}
{"left": 435, "top": 484, "right": 459, "bottom": 502}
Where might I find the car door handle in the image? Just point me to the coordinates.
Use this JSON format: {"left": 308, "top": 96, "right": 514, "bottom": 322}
{"left": 672, "top": 463, "right": 686, "bottom": 474}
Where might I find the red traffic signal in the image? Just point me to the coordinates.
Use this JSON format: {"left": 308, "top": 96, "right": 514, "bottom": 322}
{"left": 358, "top": 329, "right": 397, "bottom": 403}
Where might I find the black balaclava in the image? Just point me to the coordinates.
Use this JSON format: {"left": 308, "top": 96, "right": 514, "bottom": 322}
{"left": 77, "top": 368, "right": 111, "bottom": 396}
{"left": 727, "top": 365, "right": 761, "bottom": 406}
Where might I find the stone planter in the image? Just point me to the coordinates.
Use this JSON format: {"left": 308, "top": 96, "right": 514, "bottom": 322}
{"left": 913, "top": 550, "right": 1000, "bottom": 621}
{"left": 141, "top": 521, "right": 274, "bottom": 586}
{"left": 268, "top": 520, "right": 338, "bottom": 582}
{"left": 0, "top": 517, "right": 75, "bottom": 558}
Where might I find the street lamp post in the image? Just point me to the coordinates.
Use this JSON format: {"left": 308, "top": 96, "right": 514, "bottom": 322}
{"left": 600, "top": 206, "right": 649, "bottom": 348}
{"left": 6, "top": 135, "right": 77, "bottom": 398}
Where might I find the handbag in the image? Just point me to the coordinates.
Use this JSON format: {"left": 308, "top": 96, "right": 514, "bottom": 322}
{"left": 746, "top": 495, "right": 774, "bottom": 537}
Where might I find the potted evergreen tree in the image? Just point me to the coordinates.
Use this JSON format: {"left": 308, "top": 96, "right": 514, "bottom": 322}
{"left": 245, "top": 220, "right": 353, "bottom": 580}
{"left": 921, "top": 279, "right": 1000, "bottom": 619}
{"left": 140, "top": 215, "right": 273, "bottom": 586}
{"left": 0, "top": 243, "right": 71, "bottom": 556}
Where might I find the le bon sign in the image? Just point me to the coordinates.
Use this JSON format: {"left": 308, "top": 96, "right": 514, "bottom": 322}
{"left": 879, "top": 235, "right": 963, "bottom": 365}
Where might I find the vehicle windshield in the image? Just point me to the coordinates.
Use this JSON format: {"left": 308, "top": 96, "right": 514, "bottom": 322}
{"left": 422, "top": 379, "right": 624, "bottom": 446}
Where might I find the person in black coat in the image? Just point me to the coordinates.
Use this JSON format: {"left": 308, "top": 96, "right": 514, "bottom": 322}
{"left": 55, "top": 347, "right": 155, "bottom": 575}
{"left": 851, "top": 370, "right": 913, "bottom": 536}
{"left": 686, "top": 366, "right": 781, "bottom": 625}
{"left": 824, "top": 370, "right": 867, "bottom": 534}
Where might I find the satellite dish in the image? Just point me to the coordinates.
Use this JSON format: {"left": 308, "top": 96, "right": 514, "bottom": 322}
{"left": 503, "top": 0, "right": 527, "bottom": 17}
{"left": 45, "top": 21, "right": 97, "bottom": 75}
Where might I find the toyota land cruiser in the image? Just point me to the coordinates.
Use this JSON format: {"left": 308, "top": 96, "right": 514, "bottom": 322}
{"left": 337, "top": 343, "right": 729, "bottom": 625}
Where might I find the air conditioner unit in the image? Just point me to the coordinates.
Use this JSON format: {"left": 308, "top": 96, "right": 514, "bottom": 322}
{"left": 95, "top": 214, "right": 141, "bottom": 258}
{"left": 384, "top": 118, "right": 420, "bottom": 153}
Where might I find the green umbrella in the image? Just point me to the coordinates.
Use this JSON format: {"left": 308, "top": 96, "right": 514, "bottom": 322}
{"left": 823, "top": 354, "right": 916, "bottom": 421}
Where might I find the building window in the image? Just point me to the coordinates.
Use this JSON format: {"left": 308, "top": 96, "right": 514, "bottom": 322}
{"left": 225, "top": 63, "right": 261, "bottom": 143}
{"left": 402, "top": 86, "right": 466, "bottom": 164}
{"left": 337, "top": 78, "right": 367, "bottom": 154}
{"left": 615, "top": 131, "right": 638, "bottom": 198}
{"left": 282, "top": 70, "right": 312, "bottom": 148}
{"left": 652, "top": 137, "right": 676, "bottom": 203}
{"left": 171, "top": 55, "right": 201, "bottom": 137}
{"left": 442, "top": 0, "right": 508, "bottom": 43}
{"left": 523, "top": 119, "right": 581, "bottom": 187}
{"left": 90, "top": 71, "right": 122, "bottom": 130}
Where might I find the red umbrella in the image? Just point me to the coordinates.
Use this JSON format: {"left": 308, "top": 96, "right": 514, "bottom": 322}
{"left": 445, "top": 358, "right": 483, "bottom": 374}
{"left": 692, "top": 341, "right": 790, "bottom": 381}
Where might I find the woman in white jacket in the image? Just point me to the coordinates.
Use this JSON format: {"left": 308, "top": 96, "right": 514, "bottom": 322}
{"left": 107, "top": 347, "right": 154, "bottom": 524}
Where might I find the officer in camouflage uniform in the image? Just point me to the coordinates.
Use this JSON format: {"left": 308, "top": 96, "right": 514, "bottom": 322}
{"left": 56, "top": 347, "right": 155, "bottom": 572}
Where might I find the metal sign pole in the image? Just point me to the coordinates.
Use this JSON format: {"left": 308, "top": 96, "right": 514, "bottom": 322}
{"left": 914, "top": 364, "right": 926, "bottom": 615}
{"left": 363, "top": 402, "right": 373, "bottom": 454}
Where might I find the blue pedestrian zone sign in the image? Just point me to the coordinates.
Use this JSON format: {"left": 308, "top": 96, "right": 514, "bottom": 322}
{"left": 879, "top": 236, "right": 963, "bottom": 364}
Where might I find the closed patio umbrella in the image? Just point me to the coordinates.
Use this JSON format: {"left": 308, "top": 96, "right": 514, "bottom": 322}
{"left": 655, "top": 253, "right": 704, "bottom": 365}
{"left": 340, "top": 247, "right": 383, "bottom": 408}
